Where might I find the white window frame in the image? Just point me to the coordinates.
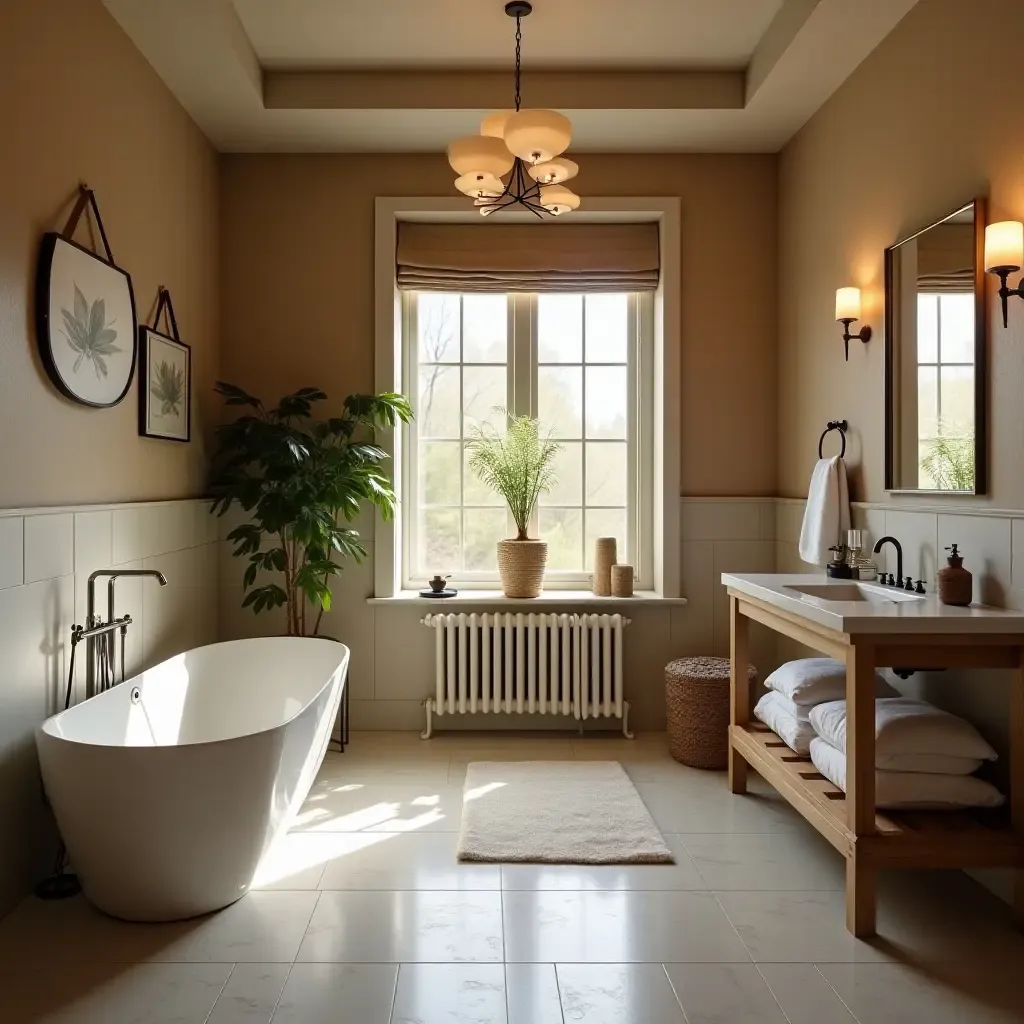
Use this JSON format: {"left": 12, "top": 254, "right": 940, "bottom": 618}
{"left": 373, "top": 197, "right": 681, "bottom": 600}
{"left": 400, "top": 290, "right": 654, "bottom": 590}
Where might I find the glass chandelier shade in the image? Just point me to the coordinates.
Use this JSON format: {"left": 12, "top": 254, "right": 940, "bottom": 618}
{"left": 447, "top": 2, "right": 580, "bottom": 218}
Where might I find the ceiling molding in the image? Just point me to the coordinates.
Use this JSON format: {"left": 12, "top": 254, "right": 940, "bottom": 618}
{"left": 103, "top": 0, "right": 922, "bottom": 153}
{"left": 264, "top": 70, "right": 744, "bottom": 112}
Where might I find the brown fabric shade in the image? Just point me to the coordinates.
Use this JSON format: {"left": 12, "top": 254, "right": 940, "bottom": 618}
{"left": 917, "top": 269, "right": 974, "bottom": 292}
{"left": 397, "top": 222, "right": 660, "bottom": 292}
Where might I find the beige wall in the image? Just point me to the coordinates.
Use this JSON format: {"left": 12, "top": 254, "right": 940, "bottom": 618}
{"left": 220, "top": 153, "right": 777, "bottom": 497}
{"left": 778, "top": 0, "right": 1024, "bottom": 506}
{"left": 0, "top": 0, "right": 219, "bottom": 508}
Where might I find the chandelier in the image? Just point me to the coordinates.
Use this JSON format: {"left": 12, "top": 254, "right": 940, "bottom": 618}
{"left": 447, "top": 1, "right": 580, "bottom": 218}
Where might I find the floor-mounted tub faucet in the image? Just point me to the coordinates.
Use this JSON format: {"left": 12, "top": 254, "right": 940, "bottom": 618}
{"left": 872, "top": 536, "right": 903, "bottom": 587}
{"left": 85, "top": 569, "right": 168, "bottom": 698}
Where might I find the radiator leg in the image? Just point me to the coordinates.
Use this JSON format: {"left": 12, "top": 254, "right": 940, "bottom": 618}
{"left": 421, "top": 699, "right": 434, "bottom": 740}
{"left": 622, "top": 701, "right": 635, "bottom": 739}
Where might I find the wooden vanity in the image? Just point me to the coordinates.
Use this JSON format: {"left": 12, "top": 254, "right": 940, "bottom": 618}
{"left": 723, "top": 573, "right": 1024, "bottom": 937}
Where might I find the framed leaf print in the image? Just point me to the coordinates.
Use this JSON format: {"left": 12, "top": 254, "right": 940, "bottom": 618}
{"left": 139, "top": 288, "right": 191, "bottom": 442}
{"left": 35, "top": 187, "right": 137, "bottom": 407}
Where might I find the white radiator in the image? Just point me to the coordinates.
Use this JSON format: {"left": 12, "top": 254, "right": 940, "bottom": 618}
{"left": 419, "top": 612, "right": 632, "bottom": 738}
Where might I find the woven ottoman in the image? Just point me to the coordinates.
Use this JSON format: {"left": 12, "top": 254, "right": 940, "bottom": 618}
{"left": 665, "top": 656, "right": 758, "bottom": 769}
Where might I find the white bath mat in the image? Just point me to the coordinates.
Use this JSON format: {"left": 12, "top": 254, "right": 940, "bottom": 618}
{"left": 457, "top": 761, "right": 674, "bottom": 864}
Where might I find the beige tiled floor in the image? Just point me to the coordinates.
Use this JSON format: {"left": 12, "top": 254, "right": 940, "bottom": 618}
{"left": 2, "top": 730, "right": 1024, "bottom": 1022}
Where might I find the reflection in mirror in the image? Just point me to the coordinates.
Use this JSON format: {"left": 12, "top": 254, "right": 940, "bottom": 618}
{"left": 884, "top": 200, "right": 986, "bottom": 493}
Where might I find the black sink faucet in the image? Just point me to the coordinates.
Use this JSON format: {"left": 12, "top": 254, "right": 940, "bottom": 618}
{"left": 872, "top": 536, "right": 903, "bottom": 587}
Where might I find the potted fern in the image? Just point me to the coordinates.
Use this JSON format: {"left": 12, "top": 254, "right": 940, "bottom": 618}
{"left": 209, "top": 382, "right": 412, "bottom": 635}
{"left": 466, "top": 413, "right": 561, "bottom": 598}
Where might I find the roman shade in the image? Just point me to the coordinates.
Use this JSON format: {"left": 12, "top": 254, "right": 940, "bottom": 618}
{"left": 396, "top": 222, "right": 660, "bottom": 292}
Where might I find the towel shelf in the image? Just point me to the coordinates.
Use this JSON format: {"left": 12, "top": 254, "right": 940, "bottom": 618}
{"left": 818, "top": 419, "right": 848, "bottom": 458}
{"left": 726, "top": 587, "right": 1024, "bottom": 939}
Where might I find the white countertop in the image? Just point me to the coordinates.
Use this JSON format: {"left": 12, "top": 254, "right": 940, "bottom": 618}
{"left": 721, "top": 573, "right": 1024, "bottom": 635}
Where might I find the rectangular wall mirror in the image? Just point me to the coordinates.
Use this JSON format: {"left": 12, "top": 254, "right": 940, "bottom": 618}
{"left": 884, "top": 199, "right": 987, "bottom": 493}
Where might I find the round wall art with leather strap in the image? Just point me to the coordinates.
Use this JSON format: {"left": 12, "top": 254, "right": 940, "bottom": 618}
{"left": 35, "top": 185, "right": 137, "bottom": 408}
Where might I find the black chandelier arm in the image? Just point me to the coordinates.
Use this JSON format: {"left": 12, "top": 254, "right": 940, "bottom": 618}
{"left": 514, "top": 14, "right": 522, "bottom": 111}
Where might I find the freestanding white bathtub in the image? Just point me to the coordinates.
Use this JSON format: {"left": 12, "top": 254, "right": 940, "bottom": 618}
{"left": 36, "top": 637, "right": 348, "bottom": 922}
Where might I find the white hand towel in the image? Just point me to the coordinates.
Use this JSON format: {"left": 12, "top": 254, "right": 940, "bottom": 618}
{"left": 808, "top": 697, "right": 998, "bottom": 762}
{"left": 798, "top": 456, "right": 851, "bottom": 565}
{"left": 809, "top": 737, "right": 1003, "bottom": 810}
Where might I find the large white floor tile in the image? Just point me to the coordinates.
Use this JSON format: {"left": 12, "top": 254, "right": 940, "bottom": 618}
{"left": 149, "top": 891, "right": 320, "bottom": 963}
{"left": 292, "top": 782, "right": 466, "bottom": 832}
{"left": 556, "top": 964, "right": 686, "bottom": 1023}
{"left": 680, "top": 831, "right": 845, "bottom": 890}
{"left": 391, "top": 964, "right": 506, "bottom": 1024}
{"left": 505, "top": 964, "right": 564, "bottom": 1024}
{"left": 819, "top": 962, "right": 1024, "bottom": 1024}
{"left": 207, "top": 963, "right": 290, "bottom": 1024}
{"left": 296, "top": 890, "right": 504, "bottom": 963}
{"left": 664, "top": 963, "right": 788, "bottom": 1023}
{"left": 715, "top": 891, "right": 891, "bottom": 964}
{"left": 251, "top": 833, "right": 348, "bottom": 890}
{"left": 755, "top": 965, "right": 856, "bottom": 1023}
{"left": 635, "top": 778, "right": 807, "bottom": 834}
{"left": 502, "top": 890, "right": 750, "bottom": 963}
{"left": 317, "top": 831, "right": 500, "bottom": 890}
{"left": 0, "top": 962, "right": 231, "bottom": 1023}
{"left": 500, "top": 834, "right": 706, "bottom": 891}
{"left": 270, "top": 963, "right": 398, "bottom": 1024}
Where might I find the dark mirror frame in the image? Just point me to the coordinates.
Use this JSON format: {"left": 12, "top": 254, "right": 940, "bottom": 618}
{"left": 883, "top": 197, "right": 988, "bottom": 494}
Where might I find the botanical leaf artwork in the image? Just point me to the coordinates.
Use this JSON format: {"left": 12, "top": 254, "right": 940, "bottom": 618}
{"left": 151, "top": 359, "right": 185, "bottom": 417}
{"left": 60, "top": 284, "right": 120, "bottom": 378}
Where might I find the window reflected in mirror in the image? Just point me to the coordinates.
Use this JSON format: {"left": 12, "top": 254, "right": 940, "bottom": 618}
{"left": 885, "top": 200, "right": 986, "bottom": 493}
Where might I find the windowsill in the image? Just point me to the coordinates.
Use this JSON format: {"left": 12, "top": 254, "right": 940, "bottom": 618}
{"left": 367, "top": 590, "right": 688, "bottom": 606}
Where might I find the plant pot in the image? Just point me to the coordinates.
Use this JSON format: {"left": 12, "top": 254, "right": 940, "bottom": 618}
{"left": 497, "top": 538, "right": 548, "bottom": 598}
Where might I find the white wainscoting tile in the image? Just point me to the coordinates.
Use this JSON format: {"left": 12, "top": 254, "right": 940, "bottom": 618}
{"left": 24, "top": 514, "right": 73, "bottom": 584}
{"left": 111, "top": 507, "right": 144, "bottom": 564}
{"left": 0, "top": 517, "right": 24, "bottom": 591}
{"left": 937, "top": 514, "right": 1012, "bottom": 606}
{"left": 73, "top": 511, "right": 112, "bottom": 575}
{"left": 777, "top": 501, "right": 806, "bottom": 546}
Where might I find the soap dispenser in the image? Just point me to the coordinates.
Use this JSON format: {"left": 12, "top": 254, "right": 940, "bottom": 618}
{"left": 938, "top": 544, "right": 973, "bottom": 606}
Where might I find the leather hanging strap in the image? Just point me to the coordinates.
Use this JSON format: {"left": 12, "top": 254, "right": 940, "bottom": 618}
{"left": 61, "top": 184, "right": 116, "bottom": 265}
{"left": 150, "top": 287, "right": 180, "bottom": 340}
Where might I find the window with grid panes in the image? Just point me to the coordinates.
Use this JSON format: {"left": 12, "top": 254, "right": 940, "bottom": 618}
{"left": 402, "top": 290, "right": 652, "bottom": 588}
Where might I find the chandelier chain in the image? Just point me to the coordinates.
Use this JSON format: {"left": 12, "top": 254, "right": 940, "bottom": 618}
{"left": 514, "top": 14, "right": 522, "bottom": 112}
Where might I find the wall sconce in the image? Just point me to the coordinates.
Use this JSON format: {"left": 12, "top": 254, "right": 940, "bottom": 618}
{"left": 984, "top": 220, "right": 1024, "bottom": 328}
{"left": 835, "top": 287, "right": 872, "bottom": 361}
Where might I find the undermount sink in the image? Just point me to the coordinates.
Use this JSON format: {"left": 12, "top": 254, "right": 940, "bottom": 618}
{"left": 785, "top": 582, "right": 924, "bottom": 605}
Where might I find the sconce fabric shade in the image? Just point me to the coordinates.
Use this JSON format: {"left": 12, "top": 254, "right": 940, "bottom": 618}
{"left": 447, "top": 135, "right": 515, "bottom": 178}
{"left": 835, "top": 287, "right": 862, "bottom": 322}
{"left": 503, "top": 109, "right": 572, "bottom": 163}
{"left": 984, "top": 221, "right": 1024, "bottom": 271}
{"left": 396, "top": 222, "right": 660, "bottom": 292}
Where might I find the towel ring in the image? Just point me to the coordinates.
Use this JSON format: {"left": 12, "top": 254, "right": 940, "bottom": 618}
{"left": 818, "top": 420, "right": 848, "bottom": 459}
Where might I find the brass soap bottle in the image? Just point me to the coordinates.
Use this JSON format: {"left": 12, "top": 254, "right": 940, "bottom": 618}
{"left": 937, "top": 544, "right": 973, "bottom": 606}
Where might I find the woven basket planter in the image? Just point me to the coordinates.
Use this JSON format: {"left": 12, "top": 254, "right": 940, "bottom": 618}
{"left": 497, "top": 539, "right": 548, "bottom": 598}
{"left": 665, "top": 656, "right": 758, "bottom": 770}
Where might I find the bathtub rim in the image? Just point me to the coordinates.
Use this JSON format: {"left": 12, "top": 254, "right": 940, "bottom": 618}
{"left": 38, "top": 635, "right": 349, "bottom": 751}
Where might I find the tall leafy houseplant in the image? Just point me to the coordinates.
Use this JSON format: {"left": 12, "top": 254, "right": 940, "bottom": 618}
{"left": 920, "top": 428, "right": 975, "bottom": 491}
{"left": 210, "top": 382, "right": 412, "bottom": 635}
{"left": 466, "top": 413, "right": 561, "bottom": 598}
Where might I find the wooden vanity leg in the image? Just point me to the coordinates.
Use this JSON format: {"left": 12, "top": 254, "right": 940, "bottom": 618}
{"left": 729, "top": 596, "right": 750, "bottom": 795}
{"left": 845, "top": 642, "right": 877, "bottom": 937}
{"left": 1012, "top": 649, "right": 1024, "bottom": 928}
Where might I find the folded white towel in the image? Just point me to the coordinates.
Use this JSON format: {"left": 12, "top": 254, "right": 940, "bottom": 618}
{"left": 809, "top": 737, "right": 1004, "bottom": 810}
{"left": 798, "top": 457, "right": 851, "bottom": 566}
{"left": 764, "top": 658, "right": 896, "bottom": 707}
{"left": 809, "top": 697, "right": 998, "bottom": 762}
{"left": 754, "top": 692, "right": 816, "bottom": 755}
